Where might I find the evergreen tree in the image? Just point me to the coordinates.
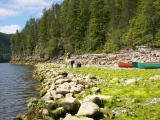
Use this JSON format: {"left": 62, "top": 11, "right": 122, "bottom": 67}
{"left": 0, "top": 32, "right": 12, "bottom": 62}
{"left": 70, "top": 0, "right": 90, "bottom": 54}
{"left": 88, "top": 0, "right": 108, "bottom": 52}
{"left": 59, "top": 0, "right": 70, "bottom": 37}
{"left": 108, "top": 0, "right": 117, "bottom": 30}
{"left": 121, "top": 0, "right": 157, "bottom": 47}
{"left": 38, "top": 8, "right": 48, "bottom": 50}
{"left": 46, "top": 4, "right": 62, "bottom": 58}
{"left": 26, "top": 17, "right": 36, "bottom": 55}
{"left": 154, "top": 0, "right": 160, "bottom": 47}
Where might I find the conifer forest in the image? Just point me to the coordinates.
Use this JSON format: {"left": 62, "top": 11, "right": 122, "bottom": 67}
{"left": 0, "top": 32, "right": 12, "bottom": 62}
{"left": 10, "top": 0, "right": 160, "bottom": 59}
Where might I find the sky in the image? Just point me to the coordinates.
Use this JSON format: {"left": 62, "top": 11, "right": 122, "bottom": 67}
{"left": 0, "top": 0, "right": 63, "bottom": 34}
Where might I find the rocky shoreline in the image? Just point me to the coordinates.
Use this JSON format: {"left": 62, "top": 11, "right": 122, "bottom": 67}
{"left": 12, "top": 48, "right": 160, "bottom": 120}
{"left": 13, "top": 64, "right": 160, "bottom": 120}
{"left": 10, "top": 48, "right": 160, "bottom": 67}
{"left": 13, "top": 63, "right": 115, "bottom": 120}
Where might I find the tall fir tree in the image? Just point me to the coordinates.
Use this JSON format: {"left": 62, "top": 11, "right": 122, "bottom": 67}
{"left": 88, "top": 0, "right": 108, "bottom": 52}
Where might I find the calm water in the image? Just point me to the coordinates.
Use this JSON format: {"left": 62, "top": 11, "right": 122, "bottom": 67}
{"left": 0, "top": 63, "right": 39, "bottom": 120}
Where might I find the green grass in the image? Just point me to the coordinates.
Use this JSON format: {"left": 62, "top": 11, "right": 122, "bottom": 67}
{"left": 68, "top": 67, "right": 159, "bottom": 79}
{"left": 65, "top": 66, "right": 160, "bottom": 119}
{"left": 37, "top": 63, "right": 160, "bottom": 119}
{"left": 67, "top": 67, "right": 160, "bottom": 98}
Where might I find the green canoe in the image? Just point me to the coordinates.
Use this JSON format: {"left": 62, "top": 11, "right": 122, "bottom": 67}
{"left": 138, "top": 62, "right": 160, "bottom": 69}
{"left": 132, "top": 62, "right": 138, "bottom": 68}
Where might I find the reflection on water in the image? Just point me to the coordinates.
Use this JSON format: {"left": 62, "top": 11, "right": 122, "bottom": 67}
{"left": 0, "top": 63, "right": 39, "bottom": 120}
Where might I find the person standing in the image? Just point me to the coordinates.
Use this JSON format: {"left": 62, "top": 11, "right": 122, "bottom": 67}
{"left": 69, "top": 57, "right": 75, "bottom": 68}
{"left": 65, "top": 56, "right": 69, "bottom": 67}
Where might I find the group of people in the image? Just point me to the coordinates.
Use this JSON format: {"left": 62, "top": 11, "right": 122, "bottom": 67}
{"left": 65, "top": 53, "right": 81, "bottom": 68}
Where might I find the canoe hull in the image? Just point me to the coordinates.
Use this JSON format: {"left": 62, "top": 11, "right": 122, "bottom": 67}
{"left": 138, "top": 62, "right": 160, "bottom": 69}
{"left": 132, "top": 62, "right": 138, "bottom": 68}
{"left": 118, "top": 62, "right": 132, "bottom": 68}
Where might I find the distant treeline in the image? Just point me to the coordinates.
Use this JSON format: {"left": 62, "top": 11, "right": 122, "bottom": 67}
{"left": 10, "top": 0, "right": 160, "bottom": 59}
{"left": 0, "top": 32, "right": 12, "bottom": 62}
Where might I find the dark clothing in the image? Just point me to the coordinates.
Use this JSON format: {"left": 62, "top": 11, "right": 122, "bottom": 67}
{"left": 77, "top": 62, "right": 81, "bottom": 68}
{"left": 70, "top": 60, "right": 74, "bottom": 68}
{"left": 69, "top": 58, "right": 74, "bottom": 68}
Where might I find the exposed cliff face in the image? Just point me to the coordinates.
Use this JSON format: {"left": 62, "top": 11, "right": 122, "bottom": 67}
{"left": 10, "top": 48, "right": 160, "bottom": 66}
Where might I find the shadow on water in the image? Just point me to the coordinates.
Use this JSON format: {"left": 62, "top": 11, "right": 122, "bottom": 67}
{"left": 0, "top": 63, "right": 39, "bottom": 120}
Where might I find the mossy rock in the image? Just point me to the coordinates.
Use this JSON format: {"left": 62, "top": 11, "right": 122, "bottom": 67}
{"left": 12, "top": 114, "right": 26, "bottom": 120}
{"left": 39, "top": 89, "right": 47, "bottom": 97}
{"left": 51, "top": 107, "right": 66, "bottom": 119}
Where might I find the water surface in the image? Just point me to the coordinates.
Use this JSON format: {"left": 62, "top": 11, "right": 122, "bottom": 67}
{"left": 0, "top": 63, "right": 39, "bottom": 120}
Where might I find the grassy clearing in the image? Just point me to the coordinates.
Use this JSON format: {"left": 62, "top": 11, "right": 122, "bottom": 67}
{"left": 66, "top": 66, "right": 160, "bottom": 119}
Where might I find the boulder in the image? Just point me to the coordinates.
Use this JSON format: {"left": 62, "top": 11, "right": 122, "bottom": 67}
{"left": 149, "top": 75, "right": 160, "bottom": 82}
{"left": 125, "top": 78, "right": 137, "bottom": 85}
{"left": 77, "top": 101, "right": 100, "bottom": 117}
{"left": 91, "top": 87, "right": 100, "bottom": 94}
{"left": 62, "top": 96, "right": 80, "bottom": 114}
{"left": 63, "top": 114, "right": 94, "bottom": 120}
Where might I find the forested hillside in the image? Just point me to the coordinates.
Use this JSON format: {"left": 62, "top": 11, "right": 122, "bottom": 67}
{"left": 0, "top": 32, "right": 12, "bottom": 62}
{"left": 10, "top": 0, "right": 160, "bottom": 60}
